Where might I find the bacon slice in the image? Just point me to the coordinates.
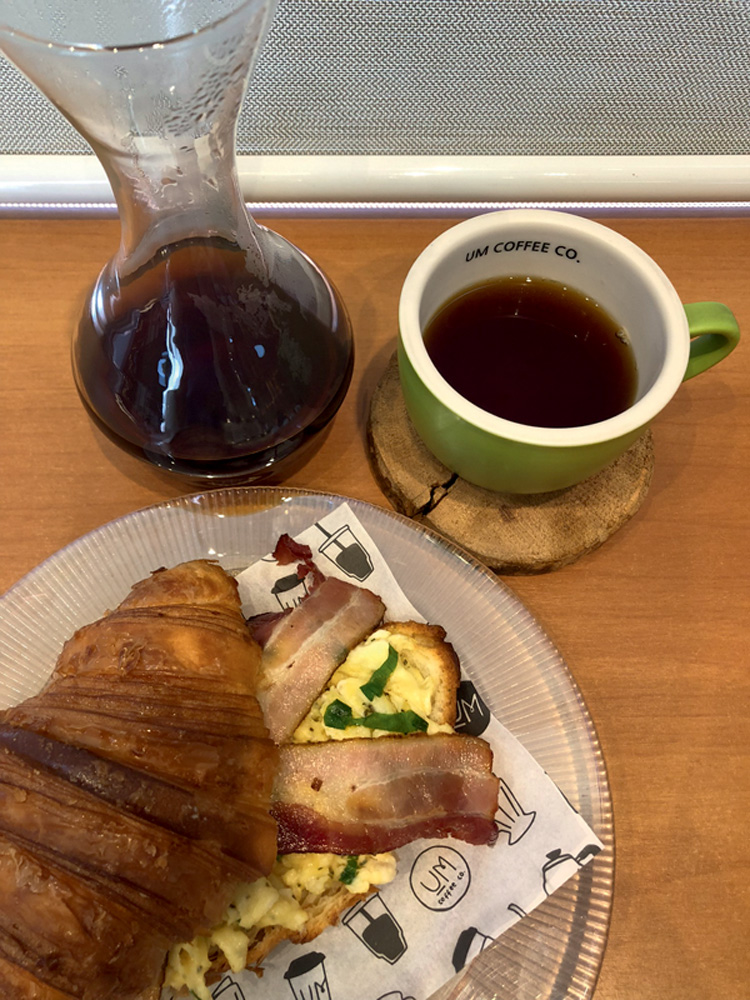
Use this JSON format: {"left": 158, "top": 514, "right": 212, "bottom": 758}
{"left": 271, "top": 533, "right": 324, "bottom": 578}
{"left": 271, "top": 734, "right": 500, "bottom": 853}
{"left": 256, "top": 577, "right": 385, "bottom": 743}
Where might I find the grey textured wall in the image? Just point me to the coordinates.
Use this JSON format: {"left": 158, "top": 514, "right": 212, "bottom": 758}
{"left": 1, "top": 0, "right": 749, "bottom": 157}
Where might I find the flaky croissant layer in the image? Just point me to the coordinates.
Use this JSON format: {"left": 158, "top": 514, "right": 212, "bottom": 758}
{"left": 0, "top": 560, "right": 278, "bottom": 1000}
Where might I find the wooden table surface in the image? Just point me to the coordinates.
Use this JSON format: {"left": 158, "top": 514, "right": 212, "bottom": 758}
{"left": 0, "top": 214, "right": 747, "bottom": 999}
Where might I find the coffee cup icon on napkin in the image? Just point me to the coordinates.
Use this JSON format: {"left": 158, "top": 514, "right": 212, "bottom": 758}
{"left": 271, "top": 572, "right": 309, "bottom": 610}
{"left": 316, "top": 523, "right": 374, "bottom": 581}
{"left": 211, "top": 977, "right": 246, "bottom": 1000}
{"left": 283, "top": 952, "right": 331, "bottom": 1000}
{"left": 343, "top": 894, "right": 407, "bottom": 963}
{"left": 451, "top": 926, "right": 494, "bottom": 972}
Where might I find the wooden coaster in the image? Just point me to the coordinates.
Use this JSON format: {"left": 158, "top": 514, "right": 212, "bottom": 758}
{"left": 367, "top": 353, "right": 654, "bottom": 574}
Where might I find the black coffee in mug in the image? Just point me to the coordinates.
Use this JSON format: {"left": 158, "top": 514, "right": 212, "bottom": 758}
{"left": 422, "top": 275, "right": 638, "bottom": 428}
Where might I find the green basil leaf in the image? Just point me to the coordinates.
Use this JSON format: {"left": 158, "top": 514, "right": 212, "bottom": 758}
{"left": 360, "top": 643, "right": 399, "bottom": 701}
{"left": 359, "top": 710, "right": 428, "bottom": 734}
{"left": 323, "top": 699, "right": 354, "bottom": 730}
{"left": 339, "top": 855, "right": 360, "bottom": 885}
{"left": 323, "top": 698, "right": 427, "bottom": 735}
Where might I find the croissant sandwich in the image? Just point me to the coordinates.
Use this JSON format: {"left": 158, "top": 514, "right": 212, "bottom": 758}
{"left": 0, "top": 560, "right": 278, "bottom": 999}
{"left": 0, "top": 553, "right": 500, "bottom": 999}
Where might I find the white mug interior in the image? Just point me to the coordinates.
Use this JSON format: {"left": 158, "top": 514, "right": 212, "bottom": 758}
{"left": 400, "top": 210, "right": 690, "bottom": 446}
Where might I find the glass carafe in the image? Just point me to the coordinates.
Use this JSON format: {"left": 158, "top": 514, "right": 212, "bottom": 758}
{"left": 0, "top": 0, "right": 354, "bottom": 484}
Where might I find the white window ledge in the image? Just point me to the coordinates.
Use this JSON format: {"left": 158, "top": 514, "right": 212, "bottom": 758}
{"left": 1, "top": 154, "right": 749, "bottom": 216}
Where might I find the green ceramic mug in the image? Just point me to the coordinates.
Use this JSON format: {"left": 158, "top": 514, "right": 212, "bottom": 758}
{"left": 398, "top": 210, "right": 740, "bottom": 494}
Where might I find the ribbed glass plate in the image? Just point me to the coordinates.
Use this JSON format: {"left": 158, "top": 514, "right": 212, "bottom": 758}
{"left": 0, "top": 488, "right": 613, "bottom": 1000}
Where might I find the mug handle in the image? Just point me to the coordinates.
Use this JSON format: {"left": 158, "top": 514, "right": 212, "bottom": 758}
{"left": 683, "top": 302, "right": 740, "bottom": 381}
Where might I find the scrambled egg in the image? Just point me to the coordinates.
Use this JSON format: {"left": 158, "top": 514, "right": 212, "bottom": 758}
{"left": 165, "top": 631, "right": 442, "bottom": 999}
{"left": 164, "top": 854, "right": 396, "bottom": 1000}
{"left": 293, "top": 629, "right": 453, "bottom": 742}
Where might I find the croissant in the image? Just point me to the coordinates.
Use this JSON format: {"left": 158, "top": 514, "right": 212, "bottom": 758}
{"left": 0, "top": 560, "right": 278, "bottom": 1000}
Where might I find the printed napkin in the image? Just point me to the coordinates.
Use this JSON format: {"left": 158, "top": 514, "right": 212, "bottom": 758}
{"left": 222, "top": 502, "right": 603, "bottom": 1000}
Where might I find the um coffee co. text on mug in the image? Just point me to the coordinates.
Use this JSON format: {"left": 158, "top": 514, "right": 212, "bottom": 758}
{"left": 466, "top": 241, "right": 580, "bottom": 262}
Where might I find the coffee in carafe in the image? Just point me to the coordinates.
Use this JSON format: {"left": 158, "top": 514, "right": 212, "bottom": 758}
{"left": 74, "top": 237, "right": 353, "bottom": 482}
